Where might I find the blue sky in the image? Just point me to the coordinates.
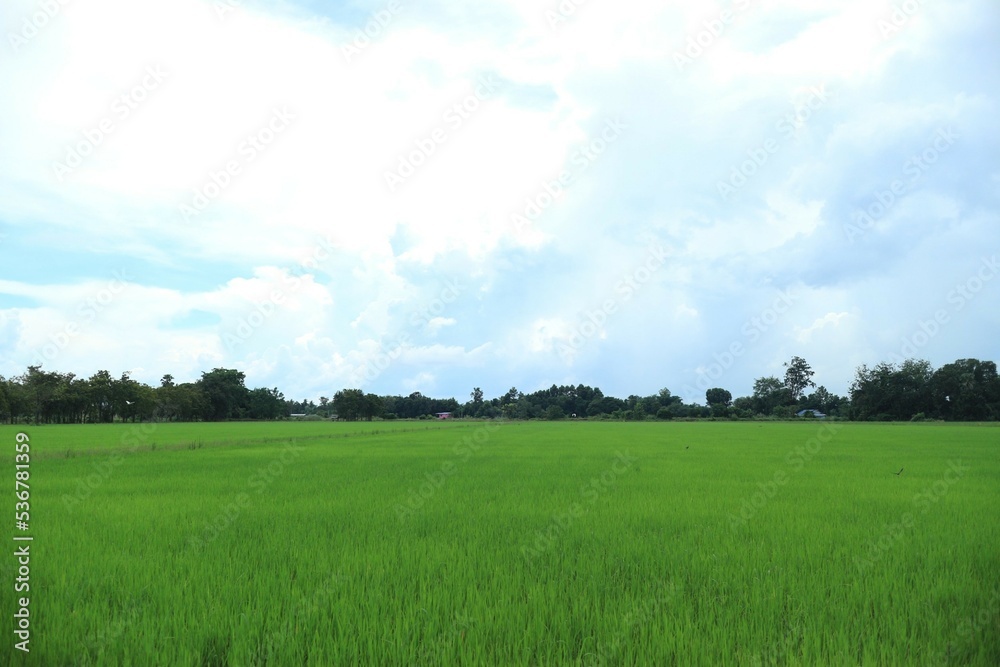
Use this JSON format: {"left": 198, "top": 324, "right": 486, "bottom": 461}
{"left": 1, "top": 0, "right": 998, "bottom": 403}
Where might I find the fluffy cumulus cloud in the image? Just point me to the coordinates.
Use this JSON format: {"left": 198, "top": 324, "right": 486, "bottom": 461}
{"left": 0, "top": 0, "right": 997, "bottom": 402}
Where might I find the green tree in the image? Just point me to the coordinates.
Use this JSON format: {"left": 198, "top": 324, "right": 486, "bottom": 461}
{"left": 333, "top": 389, "right": 365, "bottom": 421}
{"left": 706, "top": 388, "right": 732, "bottom": 417}
{"left": 4, "top": 378, "right": 28, "bottom": 424}
{"left": 731, "top": 396, "right": 755, "bottom": 418}
{"left": 361, "top": 393, "right": 384, "bottom": 421}
{"left": 895, "top": 359, "right": 934, "bottom": 418}
{"left": 930, "top": 359, "right": 999, "bottom": 420}
{"left": 469, "top": 387, "right": 484, "bottom": 417}
{"left": 0, "top": 378, "right": 9, "bottom": 423}
{"left": 247, "top": 387, "right": 286, "bottom": 420}
{"left": 88, "top": 370, "right": 116, "bottom": 423}
{"left": 752, "top": 376, "right": 793, "bottom": 415}
{"left": 20, "top": 366, "right": 64, "bottom": 423}
{"left": 850, "top": 359, "right": 933, "bottom": 421}
{"left": 545, "top": 405, "right": 565, "bottom": 420}
{"left": 850, "top": 362, "right": 894, "bottom": 420}
{"left": 501, "top": 387, "right": 521, "bottom": 406}
{"left": 197, "top": 368, "right": 249, "bottom": 421}
{"left": 783, "top": 356, "right": 816, "bottom": 400}
{"left": 171, "top": 383, "right": 210, "bottom": 421}
{"left": 799, "top": 385, "right": 847, "bottom": 416}
{"left": 115, "top": 372, "right": 143, "bottom": 422}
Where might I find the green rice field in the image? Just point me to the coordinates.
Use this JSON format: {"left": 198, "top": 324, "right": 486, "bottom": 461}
{"left": 2, "top": 420, "right": 998, "bottom": 665}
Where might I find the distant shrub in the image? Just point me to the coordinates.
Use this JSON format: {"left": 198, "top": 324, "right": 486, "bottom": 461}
{"left": 545, "top": 406, "right": 565, "bottom": 420}
{"left": 771, "top": 406, "right": 796, "bottom": 419}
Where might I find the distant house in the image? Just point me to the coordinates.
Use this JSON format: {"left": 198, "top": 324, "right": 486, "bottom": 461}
{"left": 435, "top": 412, "right": 453, "bottom": 420}
{"left": 289, "top": 413, "right": 307, "bottom": 419}
{"left": 796, "top": 409, "right": 826, "bottom": 419}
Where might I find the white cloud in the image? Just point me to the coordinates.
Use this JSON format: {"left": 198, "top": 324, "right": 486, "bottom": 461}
{"left": 1, "top": 0, "right": 997, "bottom": 400}
{"left": 794, "top": 311, "right": 851, "bottom": 343}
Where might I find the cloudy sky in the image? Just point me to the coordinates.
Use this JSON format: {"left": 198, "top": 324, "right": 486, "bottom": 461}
{"left": 1, "top": 0, "right": 997, "bottom": 403}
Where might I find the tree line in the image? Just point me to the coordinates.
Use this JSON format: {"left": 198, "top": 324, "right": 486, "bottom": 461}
{"left": 0, "top": 367, "right": 285, "bottom": 424}
{"left": 1, "top": 356, "right": 997, "bottom": 425}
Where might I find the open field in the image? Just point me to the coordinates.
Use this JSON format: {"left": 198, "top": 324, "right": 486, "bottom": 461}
{"left": 2, "top": 421, "right": 999, "bottom": 665}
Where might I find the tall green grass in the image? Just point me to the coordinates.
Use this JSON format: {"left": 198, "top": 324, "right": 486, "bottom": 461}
{"left": 2, "top": 421, "right": 997, "bottom": 665}
{"left": 15, "top": 420, "right": 474, "bottom": 457}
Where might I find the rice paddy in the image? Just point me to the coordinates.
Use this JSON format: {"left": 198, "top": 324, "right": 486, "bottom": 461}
{"left": 2, "top": 420, "right": 998, "bottom": 665}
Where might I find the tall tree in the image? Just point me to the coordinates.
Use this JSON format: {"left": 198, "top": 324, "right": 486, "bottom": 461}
{"left": 0, "top": 377, "right": 9, "bottom": 423}
{"left": 247, "top": 387, "right": 285, "bottom": 420}
{"left": 706, "top": 388, "right": 732, "bottom": 416}
{"left": 752, "top": 376, "right": 793, "bottom": 415}
{"left": 361, "top": 393, "right": 384, "bottom": 421}
{"left": 333, "top": 389, "right": 365, "bottom": 421}
{"left": 783, "top": 356, "right": 816, "bottom": 400}
{"left": 197, "top": 368, "right": 249, "bottom": 421}
{"left": 501, "top": 387, "right": 521, "bottom": 406}
{"left": 469, "top": 387, "right": 484, "bottom": 417}
{"left": 850, "top": 359, "right": 933, "bottom": 421}
{"left": 930, "top": 359, "right": 999, "bottom": 420}
{"left": 88, "top": 370, "right": 116, "bottom": 423}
